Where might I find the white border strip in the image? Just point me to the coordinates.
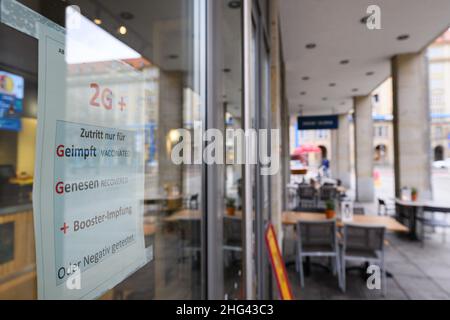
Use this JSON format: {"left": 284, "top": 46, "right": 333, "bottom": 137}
{"left": 0, "top": 0, "right": 65, "bottom": 39}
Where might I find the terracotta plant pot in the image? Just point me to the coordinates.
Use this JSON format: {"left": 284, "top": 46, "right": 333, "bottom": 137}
{"left": 325, "top": 209, "right": 335, "bottom": 219}
{"left": 411, "top": 193, "right": 418, "bottom": 202}
{"left": 227, "top": 207, "right": 235, "bottom": 216}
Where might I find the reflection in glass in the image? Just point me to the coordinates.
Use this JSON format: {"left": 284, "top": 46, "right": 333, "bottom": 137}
{"left": 66, "top": 0, "right": 206, "bottom": 300}
{"left": 220, "top": 0, "right": 244, "bottom": 300}
{"left": 0, "top": 0, "right": 206, "bottom": 300}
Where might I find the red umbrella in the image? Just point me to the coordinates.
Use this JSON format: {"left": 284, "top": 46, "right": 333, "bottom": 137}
{"left": 291, "top": 145, "right": 321, "bottom": 159}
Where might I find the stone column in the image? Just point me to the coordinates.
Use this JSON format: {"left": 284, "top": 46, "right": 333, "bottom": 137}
{"left": 330, "top": 129, "right": 338, "bottom": 178}
{"left": 392, "top": 50, "right": 432, "bottom": 200}
{"left": 158, "top": 71, "right": 183, "bottom": 194}
{"left": 334, "top": 113, "right": 351, "bottom": 188}
{"left": 354, "top": 95, "right": 375, "bottom": 202}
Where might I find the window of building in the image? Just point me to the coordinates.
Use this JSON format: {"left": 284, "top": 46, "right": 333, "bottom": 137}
{"left": 316, "top": 129, "right": 328, "bottom": 139}
{"left": 373, "top": 94, "right": 379, "bottom": 103}
{"left": 435, "top": 126, "right": 443, "bottom": 139}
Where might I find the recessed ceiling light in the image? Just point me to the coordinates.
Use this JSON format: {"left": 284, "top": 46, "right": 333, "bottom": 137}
{"left": 120, "top": 12, "right": 134, "bottom": 20}
{"left": 223, "top": 68, "right": 231, "bottom": 73}
{"left": 329, "top": 83, "right": 336, "bottom": 87}
{"left": 305, "top": 43, "right": 316, "bottom": 49}
{"left": 168, "top": 54, "right": 179, "bottom": 60}
{"left": 302, "top": 76, "right": 310, "bottom": 81}
{"left": 397, "top": 34, "right": 410, "bottom": 41}
{"left": 228, "top": 0, "right": 241, "bottom": 9}
{"left": 118, "top": 25, "right": 127, "bottom": 35}
{"left": 93, "top": 6, "right": 102, "bottom": 26}
{"left": 300, "top": 91, "right": 306, "bottom": 95}
{"left": 299, "top": 104, "right": 304, "bottom": 108}
{"left": 366, "top": 71, "right": 375, "bottom": 76}
{"left": 352, "top": 88, "right": 359, "bottom": 92}
{"left": 322, "top": 97, "right": 328, "bottom": 101}
{"left": 341, "top": 102, "right": 346, "bottom": 106}
{"left": 340, "top": 59, "right": 350, "bottom": 65}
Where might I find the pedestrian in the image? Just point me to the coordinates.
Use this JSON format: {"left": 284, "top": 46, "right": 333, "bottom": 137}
{"left": 321, "top": 157, "right": 330, "bottom": 178}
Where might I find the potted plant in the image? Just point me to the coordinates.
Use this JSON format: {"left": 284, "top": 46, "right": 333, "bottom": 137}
{"left": 325, "top": 200, "right": 335, "bottom": 219}
{"left": 411, "top": 188, "right": 418, "bottom": 202}
{"left": 226, "top": 198, "right": 236, "bottom": 216}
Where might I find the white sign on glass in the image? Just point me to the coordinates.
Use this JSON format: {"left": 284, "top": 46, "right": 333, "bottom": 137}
{"left": 33, "top": 18, "right": 146, "bottom": 300}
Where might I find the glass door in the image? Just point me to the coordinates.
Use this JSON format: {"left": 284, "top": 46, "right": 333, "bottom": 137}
{"left": 0, "top": 0, "right": 207, "bottom": 300}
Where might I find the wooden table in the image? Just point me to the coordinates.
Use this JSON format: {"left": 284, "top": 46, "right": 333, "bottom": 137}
{"left": 165, "top": 210, "right": 408, "bottom": 232}
{"left": 164, "top": 209, "right": 201, "bottom": 222}
{"left": 166, "top": 210, "right": 408, "bottom": 232}
{"left": 144, "top": 195, "right": 183, "bottom": 211}
{"left": 291, "top": 168, "right": 308, "bottom": 175}
{"left": 9, "top": 177, "right": 33, "bottom": 186}
{"left": 282, "top": 211, "right": 409, "bottom": 233}
{"left": 164, "top": 209, "right": 243, "bottom": 222}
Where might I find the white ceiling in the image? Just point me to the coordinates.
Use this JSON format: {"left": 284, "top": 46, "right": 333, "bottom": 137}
{"left": 279, "top": 0, "right": 450, "bottom": 116}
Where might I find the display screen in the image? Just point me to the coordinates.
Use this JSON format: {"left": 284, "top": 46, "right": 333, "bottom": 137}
{"left": 0, "top": 70, "right": 24, "bottom": 131}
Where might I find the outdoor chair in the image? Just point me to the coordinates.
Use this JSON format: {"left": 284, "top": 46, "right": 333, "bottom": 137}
{"left": 295, "top": 219, "right": 342, "bottom": 290}
{"left": 282, "top": 207, "right": 325, "bottom": 259}
{"left": 184, "top": 193, "right": 199, "bottom": 209}
{"left": 297, "top": 185, "right": 317, "bottom": 208}
{"left": 223, "top": 216, "right": 243, "bottom": 267}
{"left": 341, "top": 224, "right": 387, "bottom": 296}
{"left": 417, "top": 206, "right": 450, "bottom": 247}
{"left": 377, "top": 198, "right": 396, "bottom": 216}
{"left": 178, "top": 219, "right": 202, "bottom": 265}
{"left": 318, "top": 186, "right": 337, "bottom": 208}
{"left": 223, "top": 216, "right": 242, "bottom": 252}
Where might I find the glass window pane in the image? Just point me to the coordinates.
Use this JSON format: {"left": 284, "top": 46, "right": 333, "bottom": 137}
{"left": 220, "top": 0, "right": 243, "bottom": 300}
{"left": 0, "top": 0, "right": 205, "bottom": 300}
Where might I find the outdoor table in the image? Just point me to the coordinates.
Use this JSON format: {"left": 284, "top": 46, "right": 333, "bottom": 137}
{"left": 282, "top": 211, "right": 409, "bottom": 232}
{"left": 144, "top": 194, "right": 183, "bottom": 212}
{"left": 282, "top": 211, "right": 409, "bottom": 278}
{"left": 164, "top": 209, "right": 243, "bottom": 222}
{"left": 167, "top": 210, "right": 409, "bottom": 232}
{"left": 395, "top": 198, "right": 450, "bottom": 240}
{"left": 164, "top": 209, "right": 201, "bottom": 222}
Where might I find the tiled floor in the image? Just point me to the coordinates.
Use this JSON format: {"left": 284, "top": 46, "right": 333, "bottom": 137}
{"left": 287, "top": 232, "right": 450, "bottom": 300}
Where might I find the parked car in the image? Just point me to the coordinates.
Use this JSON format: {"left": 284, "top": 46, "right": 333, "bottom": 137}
{"left": 432, "top": 158, "right": 450, "bottom": 169}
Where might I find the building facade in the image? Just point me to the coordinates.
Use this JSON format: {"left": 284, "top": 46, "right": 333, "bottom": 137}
{"left": 372, "top": 78, "right": 394, "bottom": 167}
{"left": 429, "top": 29, "right": 450, "bottom": 161}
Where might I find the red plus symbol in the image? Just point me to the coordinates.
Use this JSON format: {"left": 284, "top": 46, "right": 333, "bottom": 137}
{"left": 118, "top": 97, "right": 126, "bottom": 111}
{"left": 60, "top": 222, "right": 69, "bottom": 234}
